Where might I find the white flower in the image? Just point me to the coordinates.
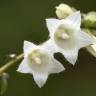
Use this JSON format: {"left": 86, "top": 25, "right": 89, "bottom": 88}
{"left": 17, "top": 41, "right": 65, "bottom": 88}
{"left": 45, "top": 11, "right": 94, "bottom": 65}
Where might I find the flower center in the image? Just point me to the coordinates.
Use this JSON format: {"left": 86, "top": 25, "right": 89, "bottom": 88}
{"left": 28, "top": 49, "right": 49, "bottom": 65}
{"left": 54, "top": 24, "right": 74, "bottom": 49}
{"left": 33, "top": 57, "right": 41, "bottom": 65}
{"left": 54, "top": 25, "right": 70, "bottom": 40}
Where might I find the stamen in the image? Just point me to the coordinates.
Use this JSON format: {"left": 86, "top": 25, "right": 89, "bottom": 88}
{"left": 61, "top": 33, "right": 70, "bottom": 39}
{"left": 34, "top": 57, "right": 41, "bottom": 65}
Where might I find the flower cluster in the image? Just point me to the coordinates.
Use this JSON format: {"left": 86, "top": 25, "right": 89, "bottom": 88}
{"left": 17, "top": 4, "right": 94, "bottom": 88}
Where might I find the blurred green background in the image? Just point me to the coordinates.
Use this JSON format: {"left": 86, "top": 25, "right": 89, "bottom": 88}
{"left": 0, "top": 0, "right": 96, "bottom": 96}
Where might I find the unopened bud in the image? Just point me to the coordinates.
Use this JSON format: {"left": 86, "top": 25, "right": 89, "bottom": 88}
{"left": 55, "top": 3, "right": 74, "bottom": 19}
{"left": 83, "top": 12, "right": 96, "bottom": 28}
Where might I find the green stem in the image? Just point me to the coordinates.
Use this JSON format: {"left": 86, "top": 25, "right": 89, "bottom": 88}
{"left": 0, "top": 54, "right": 23, "bottom": 75}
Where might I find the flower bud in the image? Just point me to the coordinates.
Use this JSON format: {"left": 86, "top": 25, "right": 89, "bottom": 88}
{"left": 83, "top": 12, "right": 96, "bottom": 28}
{"left": 55, "top": 3, "right": 74, "bottom": 19}
{"left": 82, "top": 28, "right": 96, "bottom": 57}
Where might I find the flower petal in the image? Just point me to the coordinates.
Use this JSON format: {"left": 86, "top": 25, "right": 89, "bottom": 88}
{"left": 32, "top": 72, "right": 48, "bottom": 88}
{"left": 61, "top": 48, "right": 79, "bottom": 65}
{"left": 41, "top": 39, "right": 59, "bottom": 53}
{"left": 17, "top": 58, "right": 31, "bottom": 73}
{"left": 46, "top": 18, "right": 60, "bottom": 37}
{"left": 24, "top": 40, "right": 36, "bottom": 57}
{"left": 78, "top": 31, "right": 94, "bottom": 48}
{"left": 61, "top": 11, "right": 81, "bottom": 29}
{"left": 49, "top": 58, "right": 65, "bottom": 73}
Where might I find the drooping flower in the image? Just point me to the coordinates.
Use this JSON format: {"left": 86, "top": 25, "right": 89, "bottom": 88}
{"left": 45, "top": 11, "right": 94, "bottom": 65}
{"left": 17, "top": 41, "right": 65, "bottom": 88}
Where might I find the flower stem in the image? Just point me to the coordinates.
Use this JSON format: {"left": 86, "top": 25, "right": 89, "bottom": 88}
{"left": 0, "top": 54, "right": 24, "bottom": 75}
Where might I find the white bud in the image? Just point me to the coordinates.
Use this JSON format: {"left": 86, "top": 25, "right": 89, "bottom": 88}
{"left": 9, "top": 54, "right": 16, "bottom": 58}
{"left": 83, "top": 12, "right": 96, "bottom": 28}
{"left": 55, "top": 3, "right": 73, "bottom": 19}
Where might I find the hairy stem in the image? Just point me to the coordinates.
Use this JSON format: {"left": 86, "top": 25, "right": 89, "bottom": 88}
{"left": 0, "top": 54, "right": 23, "bottom": 75}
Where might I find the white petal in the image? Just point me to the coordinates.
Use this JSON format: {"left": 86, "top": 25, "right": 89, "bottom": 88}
{"left": 78, "top": 31, "right": 94, "bottom": 48}
{"left": 61, "top": 11, "right": 81, "bottom": 29}
{"left": 61, "top": 48, "right": 79, "bottom": 65}
{"left": 33, "top": 72, "right": 48, "bottom": 88}
{"left": 41, "top": 39, "right": 59, "bottom": 53}
{"left": 17, "top": 58, "right": 31, "bottom": 73}
{"left": 24, "top": 40, "right": 36, "bottom": 57}
{"left": 46, "top": 18, "right": 60, "bottom": 37}
{"left": 49, "top": 58, "right": 65, "bottom": 73}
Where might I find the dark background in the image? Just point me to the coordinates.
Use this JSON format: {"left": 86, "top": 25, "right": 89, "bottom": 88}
{"left": 0, "top": 0, "right": 96, "bottom": 96}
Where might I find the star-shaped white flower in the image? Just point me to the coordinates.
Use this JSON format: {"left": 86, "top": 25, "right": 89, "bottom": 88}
{"left": 17, "top": 41, "right": 65, "bottom": 88}
{"left": 45, "top": 11, "right": 94, "bottom": 65}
